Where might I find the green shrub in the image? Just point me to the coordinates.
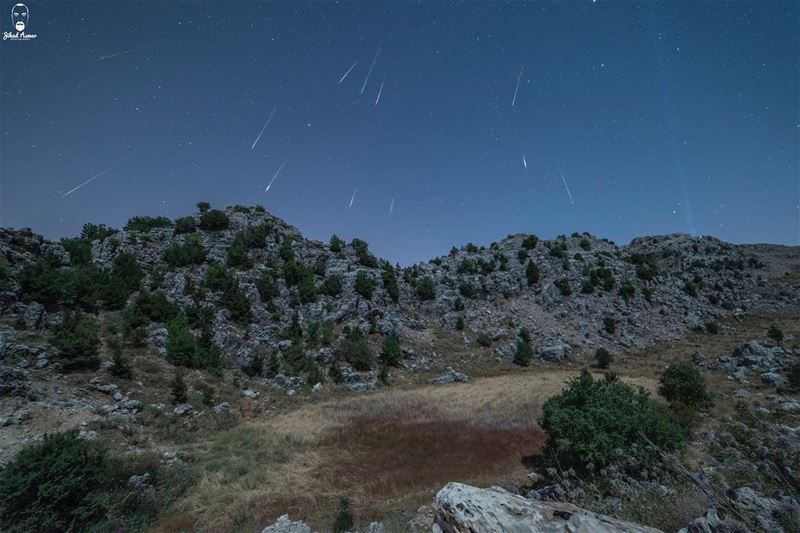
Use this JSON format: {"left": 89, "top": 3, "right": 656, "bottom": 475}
{"left": 321, "top": 274, "right": 343, "bottom": 297}
{"left": 381, "top": 267, "right": 400, "bottom": 303}
{"left": 220, "top": 278, "right": 252, "bottom": 325}
{"left": 595, "top": 348, "right": 614, "bottom": 369}
{"left": 125, "top": 215, "right": 172, "bottom": 232}
{"left": 768, "top": 325, "right": 784, "bottom": 343}
{"left": 521, "top": 235, "right": 539, "bottom": 250}
{"left": 381, "top": 334, "right": 402, "bottom": 367}
{"left": 18, "top": 258, "right": 61, "bottom": 307}
{"left": 279, "top": 236, "right": 295, "bottom": 262}
{"left": 51, "top": 313, "right": 100, "bottom": 370}
{"left": 476, "top": 333, "right": 492, "bottom": 347}
{"left": 603, "top": 317, "right": 617, "bottom": 334}
{"left": 658, "top": 363, "right": 712, "bottom": 410}
{"left": 166, "top": 314, "right": 220, "bottom": 369}
{"left": 514, "top": 340, "right": 533, "bottom": 367}
{"left": 329, "top": 234, "right": 345, "bottom": 253}
{"left": 206, "top": 262, "right": 235, "bottom": 291}
{"left": 705, "top": 321, "right": 720, "bottom": 335}
{"left": 555, "top": 278, "right": 572, "bottom": 296}
{"left": 174, "top": 216, "right": 197, "bottom": 234}
{"left": 198, "top": 209, "right": 229, "bottom": 231}
{"left": 336, "top": 328, "right": 373, "bottom": 371}
{"left": 61, "top": 237, "right": 92, "bottom": 266}
{"left": 351, "top": 238, "right": 377, "bottom": 267}
{"left": 416, "top": 276, "right": 436, "bottom": 300}
{"left": 540, "top": 370, "right": 685, "bottom": 468}
{"left": 80, "top": 223, "right": 117, "bottom": 241}
{"left": 297, "top": 269, "right": 317, "bottom": 304}
{"left": 108, "top": 336, "right": 132, "bottom": 380}
{"left": 227, "top": 236, "right": 252, "bottom": 269}
{"left": 196, "top": 201, "right": 211, "bottom": 213}
{"left": 333, "top": 497, "right": 355, "bottom": 533}
{"left": 0, "top": 430, "right": 107, "bottom": 531}
{"left": 164, "top": 235, "right": 205, "bottom": 268}
{"left": 355, "top": 271, "right": 374, "bottom": 300}
{"left": 787, "top": 365, "right": 800, "bottom": 390}
{"left": 170, "top": 368, "right": 188, "bottom": 404}
{"left": 0, "top": 430, "right": 194, "bottom": 532}
{"left": 636, "top": 263, "right": 659, "bottom": 281}
{"left": 257, "top": 271, "right": 280, "bottom": 302}
{"left": 619, "top": 281, "right": 635, "bottom": 303}
{"left": 455, "top": 315, "right": 465, "bottom": 330}
{"left": 579, "top": 238, "right": 591, "bottom": 251}
{"left": 458, "top": 282, "right": 477, "bottom": 299}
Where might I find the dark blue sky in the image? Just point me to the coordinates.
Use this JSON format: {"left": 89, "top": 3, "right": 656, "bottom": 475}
{"left": 1, "top": 1, "right": 798, "bottom": 264}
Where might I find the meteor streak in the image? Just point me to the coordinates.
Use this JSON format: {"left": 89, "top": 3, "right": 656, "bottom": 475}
{"left": 90, "top": 40, "right": 166, "bottom": 63}
{"left": 251, "top": 108, "right": 277, "bottom": 150}
{"left": 61, "top": 166, "right": 115, "bottom": 198}
{"left": 339, "top": 61, "right": 357, "bottom": 84}
{"left": 389, "top": 197, "right": 394, "bottom": 215}
{"left": 522, "top": 153, "right": 528, "bottom": 169}
{"left": 512, "top": 65, "right": 524, "bottom": 106}
{"left": 361, "top": 43, "right": 382, "bottom": 95}
{"left": 556, "top": 162, "right": 574, "bottom": 204}
{"left": 349, "top": 187, "right": 357, "bottom": 208}
{"left": 265, "top": 157, "right": 288, "bottom": 192}
{"left": 375, "top": 79, "right": 385, "bottom": 106}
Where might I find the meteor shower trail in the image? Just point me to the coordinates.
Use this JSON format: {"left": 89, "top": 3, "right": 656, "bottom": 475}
{"left": 361, "top": 44, "right": 382, "bottom": 95}
{"left": 251, "top": 108, "right": 277, "bottom": 150}
{"left": 265, "top": 157, "right": 288, "bottom": 192}
{"left": 512, "top": 65, "right": 524, "bottom": 106}
{"left": 90, "top": 41, "right": 166, "bottom": 62}
{"left": 61, "top": 166, "right": 115, "bottom": 198}
{"left": 339, "top": 61, "right": 357, "bottom": 84}
{"left": 557, "top": 162, "right": 574, "bottom": 204}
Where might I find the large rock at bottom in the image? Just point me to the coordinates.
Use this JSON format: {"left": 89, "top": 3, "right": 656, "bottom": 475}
{"left": 433, "top": 482, "right": 663, "bottom": 533}
{"left": 260, "top": 514, "right": 311, "bottom": 533}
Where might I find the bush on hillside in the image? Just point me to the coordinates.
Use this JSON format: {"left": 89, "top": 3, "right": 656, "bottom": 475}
{"left": 329, "top": 234, "right": 345, "bottom": 253}
{"left": 521, "top": 235, "right": 539, "bottom": 250}
{"left": 381, "top": 334, "right": 402, "bottom": 367}
{"left": 381, "top": 267, "right": 400, "bottom": 303}
{"left": 351, "top": 238, "right": 378, "bottom": 267}
{"left": 595, "top": 347, "right": 614, "bottom": 369}
{"left": 51, "top": 313, "right": 100, "bottom": 371}
{"left": 768, "top": 325, "right": 784, "bottom": 343}
{"left": 514, "top": 339, "right": 533, "bottom": 367}
{"left": 355, "top": 271, "right": 374, "bottom": 300}
{"left": 173, "top": 216, "right": 197, "bottom": 234}
{"left": 525, "top": 260, "right": 540, "bottom": 286}
{"left": 0, "top": 430, "right": 194, "bottom": 532}
{"left": 554, "top": 278, "right": 572, "bottom": 296}
{"left": 164, "top": 235, "right": 205, "bottom": 268}
{"left": 539, "top": 369, "right": 686, "bottom": 468}
{"left": 658, "top": 363, "right": 712, "bottom": 410}
{"left": 61, "top": 237, "right": 92, "bottom": 266}
{"left": 416, "top": 276, "right": 436, "bottom": 301}
{"left": 80, "top": 223, "right": 117, "bottom": 241}
{"left": 198, "top": 209, "right": 229, "bottom": 231}
{"left": 336, "top": 328, "right": 373, "bottom": 371}
{"left": 125, "top": 216, "right": 172, "bottom": 233}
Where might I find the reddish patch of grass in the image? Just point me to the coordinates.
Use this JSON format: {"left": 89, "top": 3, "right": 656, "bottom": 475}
{"left": 325, "top": 410, "right": 544, "bottom": 501}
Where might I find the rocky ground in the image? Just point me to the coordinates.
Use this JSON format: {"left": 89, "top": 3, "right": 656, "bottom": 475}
{"left": 1, "top": 204, "right": 799, "bottom": 531}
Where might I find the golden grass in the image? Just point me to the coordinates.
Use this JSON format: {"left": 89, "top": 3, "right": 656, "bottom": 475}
{"left": 156, "top": 369, "right": 659, "bottom": 531}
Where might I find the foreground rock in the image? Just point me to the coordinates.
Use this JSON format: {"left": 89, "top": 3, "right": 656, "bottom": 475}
{"left": 433, "top": 482, "right": 663, "bottom": 533}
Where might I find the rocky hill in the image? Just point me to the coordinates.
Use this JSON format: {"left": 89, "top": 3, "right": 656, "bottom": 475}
{"left": 1, "top": 204, "right": 800, "bottom": 532}
{"left": 1, "top": 204, "right": 798, "bottom": 384}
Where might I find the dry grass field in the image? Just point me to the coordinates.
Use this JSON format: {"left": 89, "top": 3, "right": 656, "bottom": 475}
{"left": 149, "top": 310, "right": 798, "bottom": 532}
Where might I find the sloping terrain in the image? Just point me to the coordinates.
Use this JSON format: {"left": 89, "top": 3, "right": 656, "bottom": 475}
{"left": 0, "top": 204, "right": 799, "bottom": 531}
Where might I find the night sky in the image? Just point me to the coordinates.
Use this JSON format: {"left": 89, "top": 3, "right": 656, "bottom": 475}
{"left": 1, "top": 1, "right": 798, "bottom": 265}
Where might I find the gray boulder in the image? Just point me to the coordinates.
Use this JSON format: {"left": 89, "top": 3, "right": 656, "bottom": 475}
{"left": 260, "top": 514, "right": 312, "bottom": 533}
{"left": 433, "top": 367, "right": 469, "bottom": 385}
{"left": 434, "top": 482, "right": 662, "bottom": 533}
